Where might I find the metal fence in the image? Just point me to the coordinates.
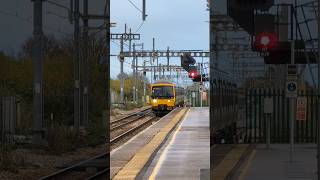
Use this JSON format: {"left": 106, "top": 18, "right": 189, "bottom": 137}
{"left": 212, "top": 80, "right": 238, "bottom": 129}
{"left": 186, "top": 90, "right": 209, "bottom": 107}
{"left": 245, "top": 89, "right": 318, "bottom": 143}
{"left": 0, "top": 97, "right": 17, "bottom": 143}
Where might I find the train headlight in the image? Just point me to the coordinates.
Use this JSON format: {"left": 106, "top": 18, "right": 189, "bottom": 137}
{"left": 153, "top": 99, "right": 157, "bottom": 103}
{"left": 167, "top": 100, "right": 171, "bottom": 103}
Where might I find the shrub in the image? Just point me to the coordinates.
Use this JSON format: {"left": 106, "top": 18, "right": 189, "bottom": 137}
{"left": 47, "top": 126, "right": 75, "bottom": 154}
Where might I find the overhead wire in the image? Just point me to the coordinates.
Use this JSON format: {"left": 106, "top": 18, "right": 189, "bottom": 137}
{"left": 125, "top": 0, "right": 145, "bottom": 33}
{"left": 111, "top": 39, "right": 130, "bottom": 49}
{"left": 0, "top": 9, "right": 72, "bottom": 36}
{"left": 6, "top": 0, "right": 71, "bottom": 35}
{"left": 135, "top": 21, "right": 145, "bottom": 33}
{"left": 46, "top": 0, "right": 71, "bottom": 11}
{"left": 127, "top": 0, "right": 143, "bottom": 13}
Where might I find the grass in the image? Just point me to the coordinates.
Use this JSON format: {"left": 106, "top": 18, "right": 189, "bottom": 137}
{"left": 124, "top": 101, "right": 136, "bottom": 110}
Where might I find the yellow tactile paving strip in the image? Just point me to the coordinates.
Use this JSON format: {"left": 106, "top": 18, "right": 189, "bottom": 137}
{"left": 237, "top": 149, "right": 256, "bottom": 180}
{"left": 212, "top": 144, "right": 249, "bottom": 180}
{"left": 113, "top": 108, "right": 188, "bottom": 180}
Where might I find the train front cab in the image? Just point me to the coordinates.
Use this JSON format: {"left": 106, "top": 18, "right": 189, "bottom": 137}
{"left": 150, "top": 84, "right": 175, "bottom": 115}
{"left": 151, "top": 98, "right": 175, "bottom": 111}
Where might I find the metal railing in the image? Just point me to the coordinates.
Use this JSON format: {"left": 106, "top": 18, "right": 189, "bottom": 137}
{"left": 0, "top": 97, "right": 17, "bottom": 143}
{"left": 245, "top": 88, "right": 318, "bottom": 143}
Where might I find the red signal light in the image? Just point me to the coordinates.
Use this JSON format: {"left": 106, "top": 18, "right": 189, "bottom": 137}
{"left": 189, "top": 70, "right": 197, "bottom": 78}
{"left": 254, "top": 32, "right": 278, "bottom": 50}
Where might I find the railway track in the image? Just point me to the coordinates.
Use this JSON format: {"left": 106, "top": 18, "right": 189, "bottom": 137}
{"left": 110, "top": 107, "right": 159, "bottom": 147}
{"left": 38, "top": 153, "right": 109, "bottom": 180}
{"left": 110, "top": 107, "right": 151, "bottom": 126}
{"left": 39, "top": 107, "right": 158, "bottom": 180}
{"left": 111, "top": 115, "right": 159, "bottom": 145}
{"left": 110, "top": 107, "right": 152, "bottom": 131}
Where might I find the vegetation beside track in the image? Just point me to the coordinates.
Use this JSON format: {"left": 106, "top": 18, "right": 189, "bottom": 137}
{"left": 0, "top": 35, "right": 107, "bottom": 152}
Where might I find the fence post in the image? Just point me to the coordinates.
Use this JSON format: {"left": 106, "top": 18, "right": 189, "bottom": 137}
{"left": 258, "top": 89, "right": 262, "bottom": 142}
{"left": 272, "top": 88, "right": 276, "bottom": 143}
{"left": 249, "top": 88, "right": 253, "bottom": 143}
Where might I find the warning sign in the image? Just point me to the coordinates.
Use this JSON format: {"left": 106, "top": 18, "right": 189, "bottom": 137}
{"left": 296, "top": 97, "right": 307, "bottom": 121}
{"left": 286, "top": 81, "right": 297, "bottom": 98}
{"left": 202, "top": 92, "right": 207, "bottom": 100}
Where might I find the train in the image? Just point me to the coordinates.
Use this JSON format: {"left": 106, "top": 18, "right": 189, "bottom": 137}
{"left": 150, "top": 81, "right": 185, "bottom": 115}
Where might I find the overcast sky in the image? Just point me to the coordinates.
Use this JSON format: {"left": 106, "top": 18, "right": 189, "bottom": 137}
{"left": 110, "top": 0, "right": 215, "bottom": 83}
{"left": 2, "top": 1, "right": 315, "bottom": 85}
{"left": 0, "top": 0, "right": 217, "bottom": 84}
{"left": 0, "top": 0, "right": 104, "bottom": 53}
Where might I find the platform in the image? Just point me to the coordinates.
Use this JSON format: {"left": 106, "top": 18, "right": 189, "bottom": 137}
{"left": 234, "top": 144, "right": 317, "bottom": 180}
{"left": 139, "top": 107, "right": 210, "bottom": 180}
{"left": 110, "top": 108, "right": 187, "bottom": 179}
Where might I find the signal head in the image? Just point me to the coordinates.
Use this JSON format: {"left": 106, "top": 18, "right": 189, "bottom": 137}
{"left": 254, "top": 32, "right": 278, "bottom": 50}
{"left": 189, "top": 70, "right": 197, "bottom": 78}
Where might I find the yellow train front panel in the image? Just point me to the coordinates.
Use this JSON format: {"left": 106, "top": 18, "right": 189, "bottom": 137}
{"left": 151, "top": 98, "right": 175, "bottom": 111}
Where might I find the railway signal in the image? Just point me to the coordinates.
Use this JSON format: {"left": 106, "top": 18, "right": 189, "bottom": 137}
{"left": 190, "top": 72, "right": 196, "bottom": 78}
{"left": 229, "top": 0, "right": 274, "bottom": 10}
{"left": 181, "top": 53, "right": 196, "bottom": 72}
{"left": 254, "top": 32, "right": 278, "bottom": 51}
{"left": 227, "top": 1, "right": 275, "bottom": 37}
{"left": 263, "top": 40, "right": 317, "bottom": 64}
{"left": 253, "top": 14, "right": 277, "bottom": 52}
{"left": 188, "top": 67, "right": 198, "bottom": 79}
{"left": 192, "top": 74, "right": 209, "bottom": 82}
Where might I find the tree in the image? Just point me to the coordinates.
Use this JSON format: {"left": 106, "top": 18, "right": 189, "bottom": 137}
{"left": 111, "top": 72, "right": 150, "bottom": 103}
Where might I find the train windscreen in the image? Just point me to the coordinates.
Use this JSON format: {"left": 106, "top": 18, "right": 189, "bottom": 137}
{"left": 151, "top": 86, "right": 174, "bottom": 99}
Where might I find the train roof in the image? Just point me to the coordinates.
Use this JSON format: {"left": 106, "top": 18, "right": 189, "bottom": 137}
{"left": 150, "top": 81, "right": 184, "bottom": 89}
{"left": 151, "top": 81, "right": 175, "bottom": 85}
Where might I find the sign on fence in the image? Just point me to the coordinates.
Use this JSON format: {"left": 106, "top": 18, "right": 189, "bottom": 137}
{"left": 285, "top": 80, "right": 297, "bottom": 98}
{"left": 286, "top": 66, "right": 298, "bottom": 98}
{"left": 202, "top": 92, "right": 207, "bottom": 101}
{"left": 246, "top": 88, "right": 317, "bottom": 143}
{"left": 296, "top": 97, "right": 307, "bottom": 121}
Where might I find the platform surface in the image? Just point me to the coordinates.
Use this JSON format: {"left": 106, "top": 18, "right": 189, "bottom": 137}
{"left": 234, "top": 144, "right": 317, "bottom": 180}
{"left": 110, "top": 108, "right": 182, "bottom": 179}
{"left": 140, "top": 107, "right": 210, "bottom": 180}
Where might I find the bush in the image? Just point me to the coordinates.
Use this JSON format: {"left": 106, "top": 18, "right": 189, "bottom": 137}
{"left": 83, "top": 116, "right": 106, "bottom": 147}
{"left": 124, "top": 102, "right": 136, "bottom": 110}
{"left": 47, "top": 126, "right": 75, "bottom": 154}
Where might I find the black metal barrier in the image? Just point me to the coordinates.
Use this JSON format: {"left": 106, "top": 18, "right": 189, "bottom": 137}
{"left": 211, "top": 80, "right": 238, "bottom": 144}
{"left": 0, "top": 97, "right": 17, "bottom": 143}
{"left": 245, "top": 88, "right": 318, "bottom": 143}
